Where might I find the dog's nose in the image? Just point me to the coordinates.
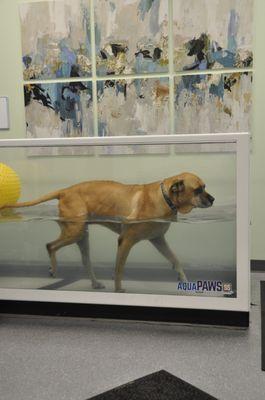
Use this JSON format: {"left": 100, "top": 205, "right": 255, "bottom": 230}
{"left": 208, "top": 194, "right": 215, "bottom": 204}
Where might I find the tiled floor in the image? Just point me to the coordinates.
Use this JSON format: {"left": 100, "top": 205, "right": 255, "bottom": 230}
{"left": 0, "top": 273, "right": 264, "bottom": 400}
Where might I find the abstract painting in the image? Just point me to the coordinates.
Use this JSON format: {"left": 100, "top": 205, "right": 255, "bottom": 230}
{"left": 19, "top": 0, "right": 92, "bottom": 80}
{"left": 24, "top": 81, "right": 93, "bottom": 156}
{"left": 174, "top": 72, "right": 252, "bottom": 138}
{"left": 95, "top": 0, "right": 169, "bottom": 76}
{"left": 97, "top": 78, "right": 169, "bottom": 154}
{"left": 173, "top": 0, "right": 253, "bottom": 72}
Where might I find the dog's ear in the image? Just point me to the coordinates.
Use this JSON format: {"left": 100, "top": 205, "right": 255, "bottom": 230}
{"left": 170, "top": 180, "right": 185, "bottom": 194}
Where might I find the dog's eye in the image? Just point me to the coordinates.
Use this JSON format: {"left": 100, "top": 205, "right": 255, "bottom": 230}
{"left": 194, "top": 187, "right": 203, "bottom": 195}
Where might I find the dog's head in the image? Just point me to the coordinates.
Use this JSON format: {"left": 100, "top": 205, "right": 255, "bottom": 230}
{"left": 163, "top": 172, "right": 215, "bottom": 214}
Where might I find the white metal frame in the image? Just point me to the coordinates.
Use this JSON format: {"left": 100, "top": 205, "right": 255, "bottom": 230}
{"left": 0, "top": 132, "right": 250, "bottom": 312}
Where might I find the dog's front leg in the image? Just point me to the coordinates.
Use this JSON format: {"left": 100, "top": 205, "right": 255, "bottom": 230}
{"left": 115, "top": 236, "right": 135, "bottom": 292}
{"left": 150, "top": 236, "right": 188, "bottom": 282}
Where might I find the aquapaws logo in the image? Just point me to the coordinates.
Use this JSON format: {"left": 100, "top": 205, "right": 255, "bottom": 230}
{"left": 177, "top": 280, "right": 233, "bottom": 294}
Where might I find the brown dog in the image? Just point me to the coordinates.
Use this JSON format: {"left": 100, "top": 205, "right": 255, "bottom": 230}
{"left": 0, "top": 172, "right": 214, "bottom": 292}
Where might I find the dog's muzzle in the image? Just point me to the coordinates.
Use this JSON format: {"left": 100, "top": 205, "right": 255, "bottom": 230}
{"left": 198, "top": 193, "right": 215, "bottom": 208}
{"left": 207, "top": 194, "right": 215, "bottom": 205}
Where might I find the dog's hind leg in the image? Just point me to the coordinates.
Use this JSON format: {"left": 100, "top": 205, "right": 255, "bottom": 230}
{"left": 76, "top": 227, "right": 105, "bottom": 289}
{"left": 115, "top": 235, "right": 137, "bottom": 292}
{"left": 46, "top": 220, "right": 86, "bottom": 278}
{"left": 150, "top": 236, "right": 187, "bottom": 282}
{"left": 46, "top": 221, "right": 64, "bottom": 277}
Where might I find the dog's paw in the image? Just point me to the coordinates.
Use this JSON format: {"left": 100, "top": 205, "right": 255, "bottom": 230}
{"left": 92, "top": 281, "right": 105, "bottom": 289}
{"left": 115, "top": 288, "right": 126, "bottom": 293}
{"left": 178, "top": 272, "right": 188, "bottom": 282}
{"left": 49, "top": 269, "right": 56, "bottom": 278}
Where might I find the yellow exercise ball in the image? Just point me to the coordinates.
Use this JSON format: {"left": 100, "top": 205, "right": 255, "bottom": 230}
{"left": 0, "top": 163, "right": 21, "bottom": 208}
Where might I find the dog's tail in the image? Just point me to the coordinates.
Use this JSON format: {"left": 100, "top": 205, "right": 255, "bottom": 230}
{"left": 0, "top": 190, "right": 61, "bottom": 211}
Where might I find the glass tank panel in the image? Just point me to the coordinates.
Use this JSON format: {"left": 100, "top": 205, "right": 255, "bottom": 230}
{"left": 0, "top": 143, "right": 236, "bottom": 298}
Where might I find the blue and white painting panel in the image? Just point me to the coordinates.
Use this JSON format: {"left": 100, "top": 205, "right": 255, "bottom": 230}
{"left": 24, "top": 81, "right": 93, "bottom": 156}
{"left": 173, "top": 0, "right": 253, "bottom": 72}
{"left": 19, "top": 0, "right": 92, "bottom": 80}
{"left": 95, "top": 0, "right": 169, "bottom": 76}
{"left": 97, "top": 78, "right": 170, "bottom": 154}
{"left": 174, "top": 72, "right": 252, "bottom": 148}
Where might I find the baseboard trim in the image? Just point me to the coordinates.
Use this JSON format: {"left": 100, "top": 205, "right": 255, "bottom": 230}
{"left": 0, "top": 300, "right": 249, "bottom": 327}
{"left": 251, "top": 260, "right": 265, "bottom": 272}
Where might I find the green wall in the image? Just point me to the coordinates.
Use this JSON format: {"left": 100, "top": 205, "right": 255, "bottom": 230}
{"left": 250, "top": 0, "right": 265, "bottom": 260}
{"left": 0, "top": 0, "right": 263, "bottom": 262}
